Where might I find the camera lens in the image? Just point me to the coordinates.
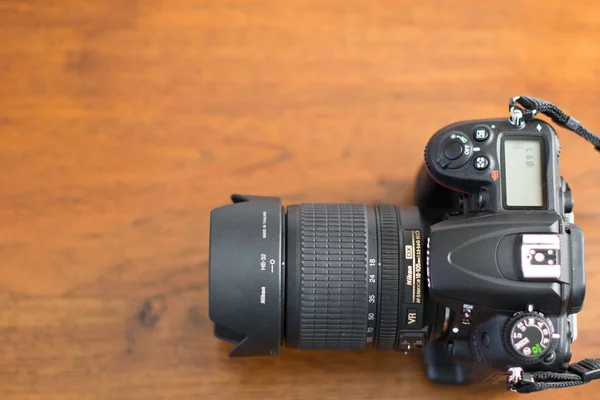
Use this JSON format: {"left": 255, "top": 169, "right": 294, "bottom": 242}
{"left": 208, "top": 195, "right": 441, "bottom": 357}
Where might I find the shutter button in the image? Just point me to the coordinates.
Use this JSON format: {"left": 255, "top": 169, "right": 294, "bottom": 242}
{"left": 443, "top": 141, "right": 464, "bottom": 160}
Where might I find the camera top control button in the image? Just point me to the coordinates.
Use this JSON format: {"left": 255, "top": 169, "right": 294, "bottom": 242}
{"left": 477, "top": 188, "right": 489, "bottom": 209}
{"left": 434, "top": 132, "right": 473, "bottom": 169}
{"left": 443, "top": 141, "right": 463, "bottom": 160}
{"left": 473, "top": 126, "right": 490, "bottom": 142}
{"left": 481, "top": 333, "right": 491, "bottom": 348}
{"left": 474, "top": 156, "right": 489, "bottom": 170}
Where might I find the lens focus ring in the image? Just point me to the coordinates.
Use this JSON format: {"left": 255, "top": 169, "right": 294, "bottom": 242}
{"left": 296, "top": 204, "right": 368, "bottom": 350}
{"left": 376, "top": 205, "right": 400, "bottom": 350}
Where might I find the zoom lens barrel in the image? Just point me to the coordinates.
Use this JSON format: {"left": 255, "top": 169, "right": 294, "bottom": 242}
{"left": 208, "top": 195, "right": 437, "bottom": 357}
{"left": 285, "top": 203, "right": 430, "bottom": 352}
{"left": 286, "top": 203, "right": 373, "bottom": 349}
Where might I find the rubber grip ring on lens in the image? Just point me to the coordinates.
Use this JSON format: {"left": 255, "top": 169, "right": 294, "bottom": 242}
{"left": 376, "top": 205, "right": 400, "bottom": 350}
{"left": 296, "top": 204, "right": 368, "bottom": 350}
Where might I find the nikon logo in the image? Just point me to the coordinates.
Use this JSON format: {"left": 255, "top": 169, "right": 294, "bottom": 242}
{"left": 405, "top": 245, "right": 414, "bottom": 259}
{"left": 260, "top": 286, "right": 266, "bottom": 304}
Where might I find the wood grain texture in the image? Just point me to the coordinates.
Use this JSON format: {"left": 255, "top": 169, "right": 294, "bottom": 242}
{"left": 1, "top": 1, "right": 599, "bottom": 399}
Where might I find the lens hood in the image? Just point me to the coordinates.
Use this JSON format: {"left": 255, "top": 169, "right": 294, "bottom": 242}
{"left": 208, "top": 194, "right": 284, "bottom": 356}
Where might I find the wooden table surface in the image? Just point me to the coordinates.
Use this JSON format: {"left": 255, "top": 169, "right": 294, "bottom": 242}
{"left": 1, "top": 1, "right": 600, "bottom": 399}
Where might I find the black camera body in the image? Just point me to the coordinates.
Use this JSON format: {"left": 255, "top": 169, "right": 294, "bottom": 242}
{"left": 207, "top": 111, "right": 587, "bottom": 390}
{"left": 417, "top": 117, "right": 584, "bottom": 384}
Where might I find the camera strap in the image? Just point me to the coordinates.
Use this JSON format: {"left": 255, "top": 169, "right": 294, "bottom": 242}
{"left": 509, "top": 95, "right": 600, "bottom": 151}
{"left": 506, "top": 95, "right": 600, "bottom": 393}
{"left": 508, "top": 360, "right": 600, "bottom": 393}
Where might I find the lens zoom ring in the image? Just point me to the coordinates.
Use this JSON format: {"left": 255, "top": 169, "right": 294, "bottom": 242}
{"left": 376, "top": 205, "right": 400, "bottom": 350}
{"left": 298, "top": 204, "right": 368, "bottom": 349}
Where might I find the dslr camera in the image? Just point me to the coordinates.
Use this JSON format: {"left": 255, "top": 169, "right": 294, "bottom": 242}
{"left": 208, "top": 97, "right": 598, "bottom": 393}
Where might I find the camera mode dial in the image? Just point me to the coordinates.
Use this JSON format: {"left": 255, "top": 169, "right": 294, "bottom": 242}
{"left": 504, "top": 311, "right": 557, "bottom": 363}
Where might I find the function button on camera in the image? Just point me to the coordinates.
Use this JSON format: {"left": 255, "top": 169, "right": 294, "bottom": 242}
{"left": 460, "top": 304, "right": 473, "bottom": 325}
{"left": 474, "top": 156, "right": 489, "bottom": 170}
{"left": 460, "top": 303, "right": 472, "bottom": 326}
{"left": 481, "top": 333, "right": 491, "bottom": 348}
{"left": 443, "top": 141, "right": 464, "bottom": 160}
{"left": 543, "top": 351, "right": 556, "bottom": 364}
{"left": 476, "top": 188, "right": 489, "bottom": 209}
{"left": 563, "top": 185, "right": 574, "bottom": 214}
{"left": 473, "top": 126, "right": 490, "bottom": 142}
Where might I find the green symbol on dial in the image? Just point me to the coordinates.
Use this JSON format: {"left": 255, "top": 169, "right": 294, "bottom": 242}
{"left": 531, "top": 343, "right": 543, "bottom": 355}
